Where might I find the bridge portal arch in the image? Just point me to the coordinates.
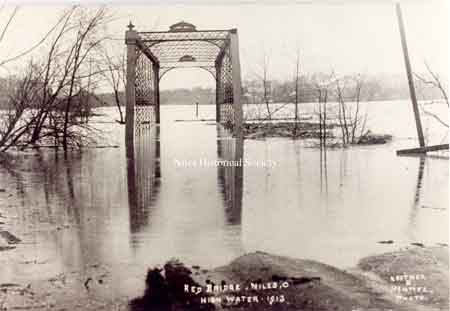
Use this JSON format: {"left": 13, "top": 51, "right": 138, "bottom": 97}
{"left": 125, "top": 21, "right": 243, "bottom": 153}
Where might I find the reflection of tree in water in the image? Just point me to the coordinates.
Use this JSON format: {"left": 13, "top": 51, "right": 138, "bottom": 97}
{"left": 216, "top": 126, "right": 243, "bottom": 225}
{"left": 0, "top": 154, "right": 26, "bottom": 206}
{"left": 0, "top": 151, "right": 94, "bottom": 270}
{"left": 0, "top": 151, "right": 83, "bottom": 223}
{"left": 319, "top": 139, "right": 328, "bottom": 194}
{"left": 126, "top": 126, "right": 161, "bottom": 236}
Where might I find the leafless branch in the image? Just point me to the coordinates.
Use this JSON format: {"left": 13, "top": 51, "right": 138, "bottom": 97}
{"left": 0, "top": 5, "right": 19, "bottom": 44}
{"left": 0, "top": 7, "right": 77, "bottom": 68}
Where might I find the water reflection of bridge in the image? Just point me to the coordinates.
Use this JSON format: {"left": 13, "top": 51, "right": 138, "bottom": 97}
{"left": 126, "top": 125, "right": 244, "bottom": 235}
{"left": 126, "top": 126, "right": 161, "bottom": 234}
{"left": 217, "top": 126, "right": 244, "bottom": 225}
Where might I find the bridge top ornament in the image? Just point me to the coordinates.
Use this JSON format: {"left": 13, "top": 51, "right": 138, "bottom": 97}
{"left": 179, "top": 55, "right": 196, "bottom": 62}
{"left": 169, "top": 21, "right": 197, "bottom": 32}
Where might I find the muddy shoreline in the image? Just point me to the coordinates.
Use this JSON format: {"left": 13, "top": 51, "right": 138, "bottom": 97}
{"left": 1, "top": 233, "right": 447, "bottom": 311}
{"left": 130, "top": 247, "right": 448, "bottom": 311}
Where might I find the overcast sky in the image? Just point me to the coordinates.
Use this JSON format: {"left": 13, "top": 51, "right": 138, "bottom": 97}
{"left": 0, "top": 0, "right": 448, "bottom": 90}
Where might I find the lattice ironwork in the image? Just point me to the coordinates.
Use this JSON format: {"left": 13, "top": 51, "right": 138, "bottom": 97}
{"left": 135, "top": 49, "right": 155, "bottom": 106}
{"left": 149, "top": 41, "right": 221, "bottom": 65}
{"left": 139, "top": 30, "right": 230, "bottom": 43}
{"left": 135, "top": 106, "right": 155, "bottom": 130}
{"left": 217, "top": 49, "right": 234, "bottom": 128}
{"left": 135, "top": 48, "right": 157, "bottom": 128}
{"left": 159, "top": 65, "right": 216, "bottom": 80}
{"left": 138, "top": 28, "right": 229, "bottom": 69}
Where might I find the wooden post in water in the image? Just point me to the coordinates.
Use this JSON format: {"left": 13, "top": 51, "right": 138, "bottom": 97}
{"left": 397, "top": 144, "right": 449, "bottom": 155}
{"left": 125, "top": 22, "right": 137, "bottom": 157}
{"left": 230, "top": 29, "right": 243, "bottom": 137}
{"left": 396, "top": 3, "right": 425, "bottom": 148}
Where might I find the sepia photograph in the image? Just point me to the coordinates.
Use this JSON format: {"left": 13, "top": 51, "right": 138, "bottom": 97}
{"left": 0, "top": 0, "right": 448, "bottom": 310}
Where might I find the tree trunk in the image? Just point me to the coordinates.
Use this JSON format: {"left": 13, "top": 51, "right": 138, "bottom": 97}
{"left": 114, "top": 90, "right": 124, "bottom": 123}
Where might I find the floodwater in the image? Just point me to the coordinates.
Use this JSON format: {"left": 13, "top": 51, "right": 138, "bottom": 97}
{"left": 0, "top": 100, "right": 448, "bottom": 299}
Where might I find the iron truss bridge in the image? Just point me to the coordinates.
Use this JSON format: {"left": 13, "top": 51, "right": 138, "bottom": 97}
{"left": 125, "top": 21, "right": 243, "bottom": 148}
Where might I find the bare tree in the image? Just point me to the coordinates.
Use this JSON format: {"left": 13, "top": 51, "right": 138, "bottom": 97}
{"left": 414, "top": 63, "right": 449, "bottom": 128}
{"left": 0, "top": 6, "right": 113, "bottom": 152}
{"left": 312, "top": 73, "right": 332, "bottom": 143}
{"left": 350, "top": 74, "right": 365, "bottom": 143}
{"left": 29, "top": 6, "right": 79, "bottom": 144}
{"left": 334, "top": 73, "right": 369, "bottom": 145}
{"left": 39, "top": 6, "right": 111, "bottom": 151}
{"left": 0, "top": 64, "right": 41, "bottom": 151}
{"left": 0, "top": 6, "right": 19, "bottom": 46}
{"left": 335, "top": 75, "right": 348, "bottom": 144}
{"left": 62, "top": 9, "right": 102, "bottom": 150}
{"left": 261, "top": 50, "right": 272, "bottom": 119}
{"left": 292, "top": 47, "right": 301, "bottom": 135}
{"left": 0, "top": 6, "right": 72, "bottom": 69}
{"left": 100, "top": 47, "right": 126, "bottom": 123}
{"left": 0, "top": 6, "right": 82, "bottom": 148}
{"left": 251, "top": 47, "right": 272, "bottom": 120}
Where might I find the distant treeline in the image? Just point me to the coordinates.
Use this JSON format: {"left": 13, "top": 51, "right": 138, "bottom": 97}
{"left": 0, "top": 73, "right": 446, "bottom": 109}
{"left": 29, "top": 87, "right": 216, "bottom": 109}
{"left": 244, "top": 73, "right": 447, "bottom": 104}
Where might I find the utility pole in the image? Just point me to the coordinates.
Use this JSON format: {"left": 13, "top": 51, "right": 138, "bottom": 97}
{"left": 396, "top": 2, "right": 425, "bottom": 148}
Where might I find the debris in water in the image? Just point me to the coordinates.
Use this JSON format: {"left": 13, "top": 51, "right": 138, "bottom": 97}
{"left": 411, "top": 242, "right": 425, "bottom": 248}
{"left": 0, "top": 283, "right": 20, "bottom": 288}
{"left": 84, "top": 277, "right": 93, "bottom": 290}
{"left": 357, "top": 132, "right": 392, "bottom": 145}
{"left": 377, "top": 240, "right": 394, "bottom": 244}
{"left": 421, "top": 205, "right": 446, "bottom": 211}
{"left": 0, "top": 231, "right": 21, "bottom": 244}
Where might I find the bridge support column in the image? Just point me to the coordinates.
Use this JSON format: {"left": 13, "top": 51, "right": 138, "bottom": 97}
{"left": 125, "top": 24, "right": 137, "bottom": 157}
{"left": 215, "top": 63, "right": 221, "bottom": 123}
{"left": 230, "top": 29, "right": 243, "bottom": 137}
{"left": 154, "top": 65, "right": 160, "bottom": 124}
